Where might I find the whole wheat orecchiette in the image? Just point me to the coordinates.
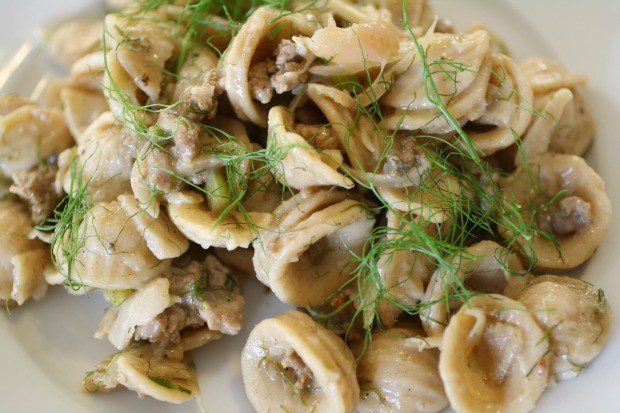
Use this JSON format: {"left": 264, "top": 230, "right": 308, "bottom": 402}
{"left": 504, "top": 274, "right": 611, "bottom": 382}
{"left": 253, "top": 188, "right": 375, "bottom": 307}
{"left": 440, "top": 294, "right": 550, "bottom": 413}
{"left": 241, "top": 310, "right": 359, "bottom": 413}
{"left": 355, "top": 325, "right": 448, "bottom": 413}
{"left": 499, "top": 153, "right": 611, "bottom": 271}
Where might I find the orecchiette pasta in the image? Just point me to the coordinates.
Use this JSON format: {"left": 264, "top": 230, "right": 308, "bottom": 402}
{"left": 241, "top": 310, "right": 359, "bottom": 413}
{"left": 0, "top": 104, "right": 74, "bottom": 177}
{"left": 504, "top": 274, "right": 611, "bottom": 382}
{"left": 440, "top": 294, "right": 550, "bottom": 413}
{"left": 420, "top": 240, "right": 523, "bottom": 337}
{"left": 253, "top": 188, "right": 375, "bottom": 307}
{"left": 51, "top": 195, "right": 181, "bottom": 290}
{"left": 383, "top": 29, "right": 492, "bottom": 135}
{"left": 58, "top": 111, "right": 133, "bottom": 202}
{"left": 0, "top": 199, "right": 50, "bottom": 305}
{"left": 499, "top": 153, "right": 611, "bottom": 271}
{"left": 355, "top": 325, "right": 448, "bottom": 413}
{"left": 83, "top": 341, "right": 207, "bottom": 403}
{"left": 267, "top": 105, "right": 354, "bottom": 189}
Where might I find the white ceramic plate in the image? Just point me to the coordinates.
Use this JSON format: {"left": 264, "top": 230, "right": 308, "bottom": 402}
{"left": 1, "top": 1, "right": 618, "bottom": 412}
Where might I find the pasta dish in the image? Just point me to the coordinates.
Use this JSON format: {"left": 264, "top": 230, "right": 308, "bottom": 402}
{"left": 0, "top": 0, "right": 612, "bottom": 412}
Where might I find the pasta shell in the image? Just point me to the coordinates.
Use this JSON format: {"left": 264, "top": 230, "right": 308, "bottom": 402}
{"left": 383, "top": 30, "right": 492, "bottom": 135}
{"left": 253, "top": 188, "right": 375, "bottom": 307}
{"left": 520, "top": 58, "right": 587, "bottom": 95}
{"left": 499, "top": 154, "right": 612, "bottom": 271}
{"left": 52, "top": 196, "right": 172, "bottom": 290}
{"left": 241, "top": 310, "right": 359, "bottom": 413}
{"left": 45, "top": 19, "right": 103, "bottom": 67}
{"left": 439, "top": 294, "right": 550, "bottom": 413}
{"left": 0, "top": 199, "right": 50, "bottom": 305}
{"left": 60, "top": 86, "right": 109, "bottom": 140}
{"left": 369, "top": 212, "right": 437, "bottom": 327}
{"left": 222, "top": 7, "right": 320, "bottom": 126}
{"left": 167, "top": 190, "right": 274, "bottom": 250}
{"left": 420, "top": 240, "right": 524, "bottom": 336}
{"left": 118, "top": 194, "right": 189, "bottom": 260}
{"left": 0, "top": 104, "right": 74, "bottom": 176}
{"left": 516, "top": 88, "right": 574, "bottom": 166}
{"left": 505, "top": 274, "right": 611, "bottom": 382}
{"left": 267, "top": 105, "right": 354, "bottom": 189}
{"left": 467, "top": 53, "right": 533, "bottom": 155}
{"left": 306, "top": 21, "right": 403, "bottom": 76}
{"left": 517, "top": 85, "right": 594, "bottom": 165}
{"left": 83, "top": 342, "right": 200, "bottom": 404}
{"left": 58, "top": 112, "right": 133, "bottom": 202}
{"left": 97, "top": 277, "right": 172, "bottom": 350}
{"left": 0, "top": 95, "right": 29, "bottom": 115}
{"left": 104, "top": 14, "right": 176, "bottom": 101}
{"left": 355, "top": 325, "right": 448, "bottom": 413}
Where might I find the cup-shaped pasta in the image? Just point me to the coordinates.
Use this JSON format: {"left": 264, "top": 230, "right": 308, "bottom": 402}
{"left": 222, "top": 7, "right": 320, "bottom": 126}
{"left": 517, "top": 86, "right": 594, "bottom": 167}
{"left": 505, "top": 274, "right": 611, "bottom": 382}
{"left": 544, "top": 87, "right": 594, "bottom": 156}
{"left": 60, "top": 86, "right": 109, "bottom": 140}
{"left": 167, "top": 189, "right": 274, "bottom": 250}
{"left": 420, "top": 240, "right": 524, "bottom": 337}
{"left": 58, "top": 112, "right": 133, "bottom": 202}
{"left": 119, "top": 194, "right": 189, "bottom": 259}
{"left": 382, "top": 30, "right": 492, "bottom": 135}
{"left": 241, "top": 310, "right": 359, "bottom": 413}
{"left": 516, "top": 88, "right": 574, "bottom": 166}
{"left": 102, "top": 48, "right": 149, "bottom": 122}
{"left": 253, "top": 188, "right": 375, "bottom": 307}
{"left": 526, "top": 89, "right": 594, "bottom": 160}
{"left": 305, "top": 20, "right": 403, "bottom": 77}
{"left": 355, "top": 325, "right": 448, "bottom": 413}
{"left": 97, "top": 277, "right": 172, "bottom": 350}
{"left": 369, "top": 211, "right": 437, "bottom": 327}
{"left": 520, "top": 58, "right": 587, "bottom": 95}
{"left": 46, "top": 19, "right": 103, "bottom": 68}
{"left": 377, "top": 171, "right": 461, "bottom": 224}
{"left": 267, "top": 105, "right": 353, "bottom": 189}
{"left": 0, "top": 199, "right": 50, "bottom": 306}
{"left": 439, "top": 294, "right": 550, "bottom": 413}
{"left": 0, "top": 95, "right": 29, "bottom": 115}
{"left": 466, "top": 53, "right": 533, "bottom": 155}
{"left": 0, "top": 104, "right": 74, "bottom": 177}
{"left": 51, "top": 195, "right": 178, "bottom": 290}
{"left": 104, "top": 13, "right": 176, "bottom": 102}
{"left": 83, "top": 342, "right": 201, "bottom": 404}
{"left": 307, "top": 83, "right": 385, "bottom": 175}
{"left": 498, "top": 154, "right": 611, "bottom": 271}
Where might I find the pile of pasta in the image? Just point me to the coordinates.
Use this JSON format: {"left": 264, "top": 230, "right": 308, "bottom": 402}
{"left": 0, "top": 0, "right": 612, "bottom": 412}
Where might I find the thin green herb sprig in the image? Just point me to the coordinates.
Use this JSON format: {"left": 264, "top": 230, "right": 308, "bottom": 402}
{"left": 36, "top": 151, "right": 94, "bottom": 291}
{"left": 308, "top": 0, "right": 564, "bottom": 342}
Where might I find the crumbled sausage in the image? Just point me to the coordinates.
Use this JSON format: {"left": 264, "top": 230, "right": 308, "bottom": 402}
{"left": 134, "top": 303, "right": 205, "bottom": 346}
{"left": 181, "top": 69, "right": 223, "bottom": 118}
{"left": 271, "top": 39, "right": 308, "bottom": 94}
{"left": 249, "top": 61, "right": 276, "bottom": 104}
{"left": 294, "top": 124, "right": 340, "bottom": 150}
{"left": 10, "top": 165, "right": 62, "bottom": 223}
{"left": 281, "top": 350, "right": 314, "bottom": 390}
{"left": 156, "top": 108, "right": 202, "bottom": 162}
{"left": 550, "top": 195, "right": 592, "bottom": 236}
